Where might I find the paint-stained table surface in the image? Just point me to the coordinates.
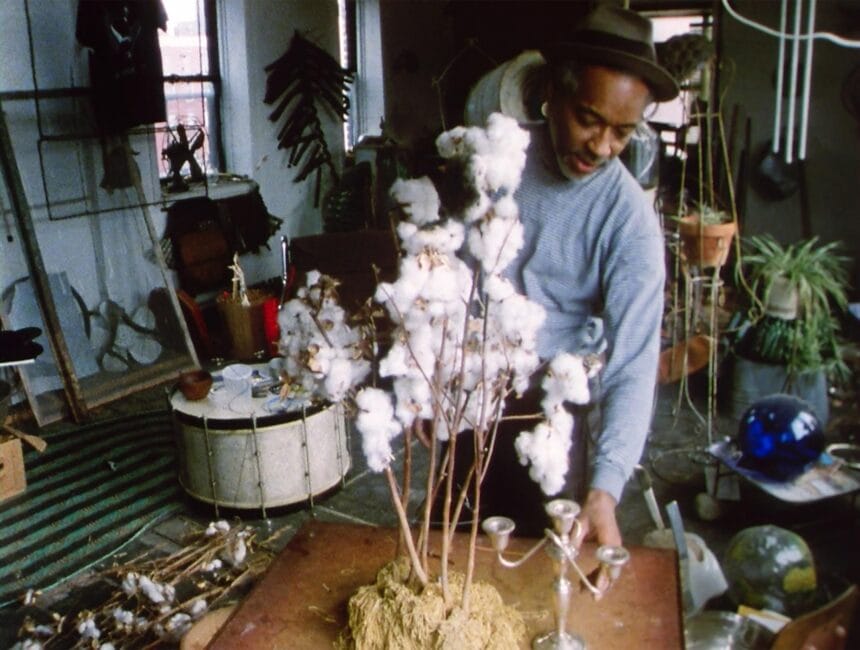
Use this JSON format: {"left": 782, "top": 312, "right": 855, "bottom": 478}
{"left": 208, "top": 520, "right": 683, "bottom": 649}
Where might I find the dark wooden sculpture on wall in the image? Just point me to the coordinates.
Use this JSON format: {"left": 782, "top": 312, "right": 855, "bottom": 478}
{"left": 264, "top": 31, "right": 353, "bottom": 206}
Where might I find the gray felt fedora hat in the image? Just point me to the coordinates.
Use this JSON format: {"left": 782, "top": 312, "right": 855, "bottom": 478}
{"left": 542, "top": 4, "right": 679, "bottom": 102}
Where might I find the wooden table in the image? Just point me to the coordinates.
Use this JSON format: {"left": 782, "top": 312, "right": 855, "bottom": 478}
{"left": 208, "top": 521, "right": 683, "bottom": 649}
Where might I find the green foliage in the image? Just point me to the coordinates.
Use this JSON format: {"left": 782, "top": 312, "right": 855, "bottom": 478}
{"left": 736, "top": 235, "right": 851, "bottom": 379}
{"left": 695, "top": 204, "right": 732, "bottom": 225}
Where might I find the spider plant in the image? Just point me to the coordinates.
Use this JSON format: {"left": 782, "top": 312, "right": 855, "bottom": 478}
{"left": 735, "top": 234, "right": 851, "bottom": 380}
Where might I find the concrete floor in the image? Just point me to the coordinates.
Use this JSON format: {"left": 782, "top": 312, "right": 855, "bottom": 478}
{"left": 1, "top": 373, "right": 858, "bottom": 648}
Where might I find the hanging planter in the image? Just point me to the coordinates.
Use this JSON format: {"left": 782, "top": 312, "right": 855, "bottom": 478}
{"left": 677, "top": 212, "right": 737, "bottom": 269}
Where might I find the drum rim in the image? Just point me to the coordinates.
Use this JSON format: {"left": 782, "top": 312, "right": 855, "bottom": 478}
{"left": 170, "top": 393, "right": 334, "bottom": 430}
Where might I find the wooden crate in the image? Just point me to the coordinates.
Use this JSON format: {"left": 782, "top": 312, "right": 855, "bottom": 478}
{"left": 0, "top": 435, "right": 26, "bottom": 502}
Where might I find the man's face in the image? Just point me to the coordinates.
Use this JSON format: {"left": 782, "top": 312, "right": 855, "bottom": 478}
{"left": 546, "top": 65, "right": 651, "bottom": 179}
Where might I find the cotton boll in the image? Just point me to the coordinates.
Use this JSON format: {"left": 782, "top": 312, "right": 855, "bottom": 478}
{"left": 205, "top": 520, "right": 230, "bottom": 537}
{"left": 509, "top": 346, "right": 542, "bottom": 395}
{"left": 12, "top": 641, "right": 43, "bottom": 650}
{"left": 436, "top": 125, "right": 490, "bottom": 158}
{"left": 479, "top": 154, "right": 526, "bottom": 194}
{"left": 77, "top": 617, "right": 101, "bottom": 641}
{"left": 121, "top": 572, "right": 138, "bottom": 596}
{"left": 486, "top": 113, "right": 530, "bottom": 163}
{"left": 514, "top": 421, "right": 570, "bottom": 495}
{"left": 492, "top": 194, "right": 519, "bottom": 221}
{"left": 402, "top": 322, "right": 439, "bottom": 378}
{"left": 493, "top": 293, "right": 545, "bottom": 346}
{"left": 395, "top": 256, "right": 430, "bottom": 298}
{"left": 138, "top": 576, "right": 166, "bottom": 604}
{"left": 399, "top": 222, "right": 462, "bottom": 257}
{"left": 463, "top": 126, "right": 492, "bottom": 155}
{"left": 542, "top": 353, "right": 590, "bottom": 412}
{"left": 484, "top": 274, "right": 515, "bottom": 302}
{"left": 113, "top": 608, "right": 134, "bottom": 627}
{"left": 322, "top": 357, "right": 368, "bottom": 402}
{"left": 396, "top": 220, "right": 418, "bottom": 245}
{"left": 547, "top": 408, "right": 574, "bottom": 439}
{"left": 355, "top": 388, "right": 401, "bottom": 471}
{"left": 165, "top": 613, "right": 193, "bottom": 640}
{"left": 379, "top": 339, "right": 410, "bottom": 378}
{"left": 402, "top": 300, "right": 437, "bottom": 334}
{"left": 390, "top": 177, "right": 441, "bottom": 225}
{"left": 486, "top": 112, "right": 529, "bottom": 145}
{"left": 224, "top": 534, "right": 248, "bottom": 567}
{"left": 305, "top": 270, "right": 322, "bottom": 287}
{"left": 468, "top": 217, "right": 524, "bottom": 274}
{"left": 435, "top": 126, "right": 468, "bottom": 158}
{"left": 442, "top": 219, "right": 466, "bottom": 253}
{"left": 422, "top": 264, "right": 462, "bottom": 303}
{"left": 393, "top": 376, "right": 433, "bottom": 427}
{"left": 188, "top": 599, "right": 208, "bottom": 619}
{"left": 459, "top": 388, "right": 502, "bottom": 434}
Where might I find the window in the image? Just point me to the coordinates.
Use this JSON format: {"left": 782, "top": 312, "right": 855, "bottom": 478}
{"left": 340, "top": 0, "right": 385, "bottom": 151}
{"left": 156, "top": 0, "right": 222, "bottom": 180}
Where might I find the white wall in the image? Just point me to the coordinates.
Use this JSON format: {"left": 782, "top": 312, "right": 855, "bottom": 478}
{"left": 0, "top": 0, "right": 346, "bottom": 303}
{"left": 219, "top": 0, "right": 345, "bottom": 284}
{"left": 719, "top": 1, "right": 860, "bottom": 288}
{"left": 0, "top": 0, "right": 166, "bottom": 316}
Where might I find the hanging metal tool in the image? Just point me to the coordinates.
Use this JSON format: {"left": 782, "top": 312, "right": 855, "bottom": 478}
{"left": 278, "top": 235, "right": 295, "bottom": 307}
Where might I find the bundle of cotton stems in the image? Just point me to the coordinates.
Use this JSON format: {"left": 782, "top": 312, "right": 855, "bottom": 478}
{"left": 12, "top": 522, "right": 271, "bottom": 650}
{"left": 278, "top": 113, "right": 592, "bottom": 613}
{"left": 277, "top": 272, "right": 372, "bottom": 404}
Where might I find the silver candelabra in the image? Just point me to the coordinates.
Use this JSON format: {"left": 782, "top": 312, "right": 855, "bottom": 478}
{"left": 482, "top": 499, "right": 630, "bottom": 650}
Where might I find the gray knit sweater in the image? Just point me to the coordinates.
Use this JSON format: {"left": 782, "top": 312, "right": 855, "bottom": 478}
{"left": 509, "top": 124, "right": 665, "bottom": 501}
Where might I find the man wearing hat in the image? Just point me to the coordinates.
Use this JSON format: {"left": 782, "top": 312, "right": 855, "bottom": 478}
{"left": 472, "top": 4, "right": 679, "bottom": 557}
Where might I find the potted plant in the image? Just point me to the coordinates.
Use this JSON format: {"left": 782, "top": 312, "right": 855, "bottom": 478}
{"left": 726, "top": 234, "right": 851, "bottom": 424}
{"left": 677, "top": 204, "right": 738, "bottom": 270}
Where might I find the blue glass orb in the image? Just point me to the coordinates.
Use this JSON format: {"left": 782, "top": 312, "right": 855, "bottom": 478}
{"left": 737, "top": 394, "right": 825, "bottom": 481}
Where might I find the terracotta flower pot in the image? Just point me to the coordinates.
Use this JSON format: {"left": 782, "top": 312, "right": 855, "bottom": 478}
{"left": 678, "top": 215, "right": 737, "bottom": 269}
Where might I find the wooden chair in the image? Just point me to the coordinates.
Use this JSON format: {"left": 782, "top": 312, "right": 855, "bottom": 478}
{"left": 770, "top": 584, "right": 858, "bottom": 650}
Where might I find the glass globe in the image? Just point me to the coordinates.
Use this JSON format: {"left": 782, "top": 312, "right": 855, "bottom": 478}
{"left": 736, "top": 393, "right": 824, "bottom": 481}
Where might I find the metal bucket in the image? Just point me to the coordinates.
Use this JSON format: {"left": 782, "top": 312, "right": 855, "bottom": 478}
{"left": 171, "top": 394, "right": 350, "bottom": 510}
{"left": 685, "top": 611, "right": 774, "bottom": 650}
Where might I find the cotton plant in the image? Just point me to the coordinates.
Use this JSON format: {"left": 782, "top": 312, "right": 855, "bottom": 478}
{"left": 276, "top": 271, "right": 372, "bottom": 404}
{"left": 277, "top": 113, "right": 592, "bottom": 610}
{"left": 13, "top": 524, "right": 255, "bottom": 648}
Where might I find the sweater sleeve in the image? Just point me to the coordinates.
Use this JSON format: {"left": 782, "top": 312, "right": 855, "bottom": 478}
{"left": 589, "top": 198, "right": 665, "bottom": 501}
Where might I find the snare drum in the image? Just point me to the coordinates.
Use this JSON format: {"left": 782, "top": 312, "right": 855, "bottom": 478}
{"left": 169, "top": 366, "right": 350, "bottom": 511}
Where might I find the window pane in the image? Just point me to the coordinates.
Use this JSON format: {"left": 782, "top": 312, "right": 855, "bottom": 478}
{"left": 159, "top": 0, "right": 208, "bottom": 76}
{"left": 153, "top": 0, "right": 220, "bottom": 181}
{"left": 160, "top": 81, "right": 216, "bottom": 180}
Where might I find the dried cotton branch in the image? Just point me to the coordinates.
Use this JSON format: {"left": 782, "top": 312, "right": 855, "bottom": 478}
{"left": 276, "top": 113, "right": 592, "bottom": 613}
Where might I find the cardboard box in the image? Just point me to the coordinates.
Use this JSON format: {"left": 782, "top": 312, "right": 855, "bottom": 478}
{"left": 0, "top": 435, "right": 26, "bottom": 502}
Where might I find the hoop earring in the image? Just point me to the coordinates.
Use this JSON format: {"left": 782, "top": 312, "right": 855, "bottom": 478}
{"left": 540, "top": 102, "right": 549, "bottom": 118}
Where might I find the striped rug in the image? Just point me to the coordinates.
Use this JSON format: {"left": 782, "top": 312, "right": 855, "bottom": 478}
{"left": 0, "top": 410, "right": 184, "bottom": 607}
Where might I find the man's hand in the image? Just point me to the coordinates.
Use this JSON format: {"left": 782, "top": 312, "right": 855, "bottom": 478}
{"left": 576, "top": 488, "right": 622, "bottom": 598}
{"left": 577, "top": 488, "right": 621, "bottom": 547}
